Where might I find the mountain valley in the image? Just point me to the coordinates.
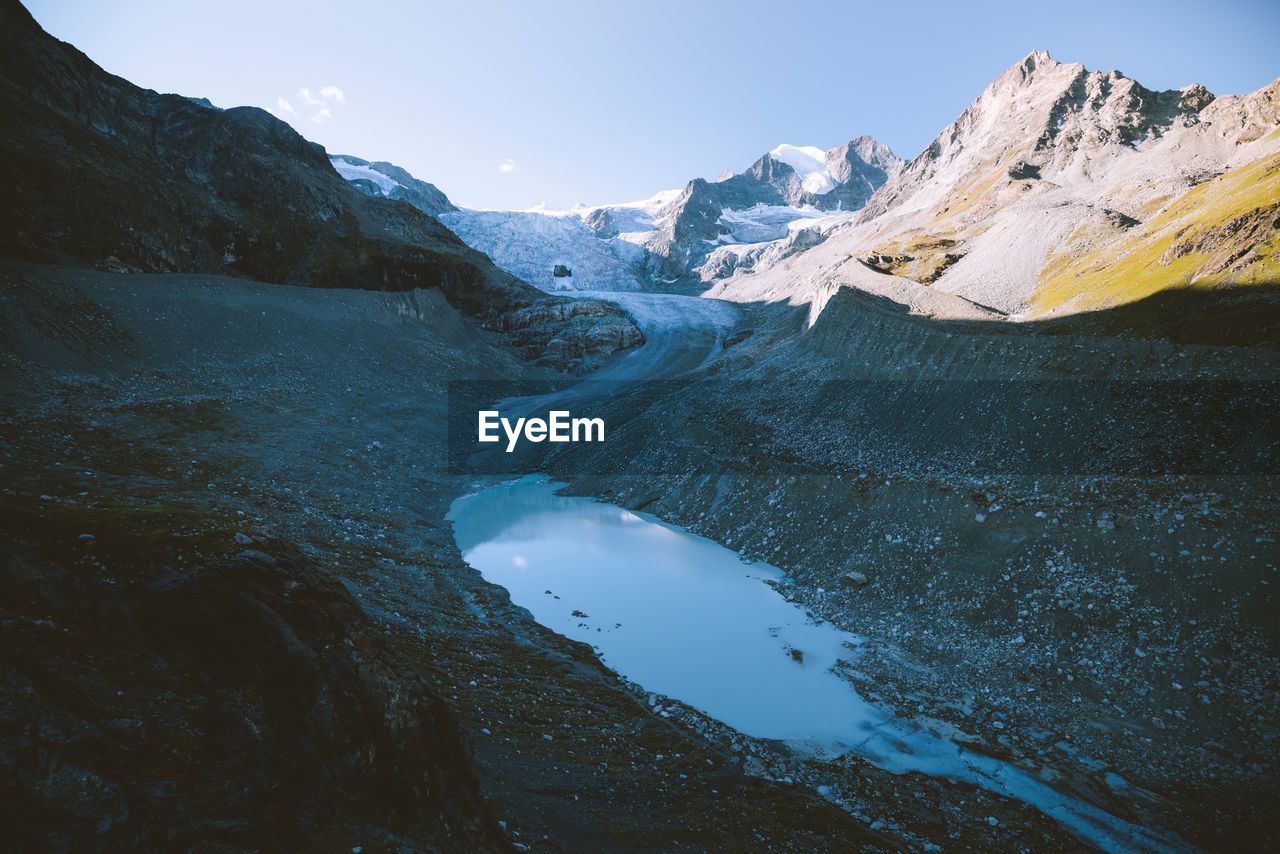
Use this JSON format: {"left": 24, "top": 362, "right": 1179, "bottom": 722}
{"left": 2, "top": 1, "right": 1278, "bottom": 850}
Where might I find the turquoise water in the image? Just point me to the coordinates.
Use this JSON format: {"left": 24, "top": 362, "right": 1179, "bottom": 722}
{"left": 449, "top": 475, "right": 879, "bottom": 744}
{"left": 448, "top": 476, "right": 1181, "bottom": 853}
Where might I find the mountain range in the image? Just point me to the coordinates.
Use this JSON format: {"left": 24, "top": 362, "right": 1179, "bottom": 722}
{"left": 335, "top": 51, "right": 1278, "bottom": 322}
{"left": 3, "top": 0, "right": 1278, "bottom": 849}
{"left": 332, "top": 137, "right": 904, "bottom": 291}
{"left": 709, "top": 51, "right": 1280, "bottom": 318}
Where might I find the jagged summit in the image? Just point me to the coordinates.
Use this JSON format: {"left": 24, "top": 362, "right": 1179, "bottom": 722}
{"left": 709, "top": 53, "right": 1278, "bottom": 320}
{"left": 859, "top": 52, "right": 1218, "bottom": 225}
{"left": 733, "top": 136, "right": 903, "bottom": 208}
{"left": 767, "top": 144, "right": 837, "bottom": 194}
{"left": 826, "top": 135, "right": 903, "bottom": 192}
{"left": 335, "top": 134, "right": 903, "bottom": 290}
{"left": 1007, "top": 49, "right": 1055, "bottom": 77}
{"left": 637, "top": 134, "right": 904, "bottom": 279}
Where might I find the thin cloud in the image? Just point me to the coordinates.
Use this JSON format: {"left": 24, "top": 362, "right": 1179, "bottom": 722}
{"left": 273, "top": 85, "right": 346, "bottom": 124}
{"left": 497, "top": 158, "right": 517, "bottom": 174}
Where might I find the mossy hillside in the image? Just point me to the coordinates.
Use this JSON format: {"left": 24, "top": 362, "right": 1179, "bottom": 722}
{"left": 1032, "top": 153, "right": 1280, "bottom": 315}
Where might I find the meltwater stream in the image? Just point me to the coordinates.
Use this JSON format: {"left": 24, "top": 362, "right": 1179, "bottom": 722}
{"left": 448, "top": 477, "right": 1182, "bottom": 853}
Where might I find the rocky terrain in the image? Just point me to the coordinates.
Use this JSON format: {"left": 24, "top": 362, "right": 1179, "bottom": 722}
{"left": 3, "top": 0, "right": 1278, "bottom": 849}
{"left": 2, "top": 503, "right": 504, "bottom": 851}
{"left": 536, "top": 284, "right": 1279, "bottom": 849}
{"left": 0, "top": 263, "right": 994, "bottom": 852}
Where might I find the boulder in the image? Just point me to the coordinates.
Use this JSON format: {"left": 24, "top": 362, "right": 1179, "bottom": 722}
{"left": 839, "top": 570, "right": 870, "bottom": 588}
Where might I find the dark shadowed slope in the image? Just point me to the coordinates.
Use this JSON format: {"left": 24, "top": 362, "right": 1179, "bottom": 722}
{"left": 0, "top": 523, "right": 507, "bottom": 852}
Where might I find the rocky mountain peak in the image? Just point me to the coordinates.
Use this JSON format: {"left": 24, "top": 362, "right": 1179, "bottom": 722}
{"left": 859, "top": 53, "right": 1219, "bottom": 224}
{"left": 640, "top": 136, "right": 902, "bottom": 279}
{"left": 1040, "top": 68, "right": 1214, "bottom": 150}
{"left": 826, "top": 135, "right": 903, "bottom": 186}
{"left": 1003, "top": 49, "right": 1061, "bottom": 84}
{"left": 736, "top": 137, "right": 903, "bottom": 208}
{"left": 850, "top": 134, "right": 901, "bottom": 167}
{"left": 1199, "top": 74, "right": 1280, "bottom": 144}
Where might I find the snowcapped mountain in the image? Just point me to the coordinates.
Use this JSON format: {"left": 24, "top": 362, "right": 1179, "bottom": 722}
{"left": 753, "top": 137, "right": 902, "bottom": 210}
{"left": 327, "top": 53, "right": 1275, "bottom": 316}
{"left": 769, "top": 145, "right": 837, "bottom": 194}
{"left": 642, "top": 136, "right": 903, "bottom": 281}
{"left": 330, "top": 140, "right": 900, "bottom": 292}
{"left": 708, "top": 52, "right": 1280, "bottom": 319}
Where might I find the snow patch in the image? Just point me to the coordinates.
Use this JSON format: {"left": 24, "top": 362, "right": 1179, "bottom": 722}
{"left": 329, "top": 157, "right": 401, "bottom": 196}
{"left": 769, "top": 144, "right": 837, "bottom": 195}
{"left": 716, "top": 204, "right": 857, "bottom": 245}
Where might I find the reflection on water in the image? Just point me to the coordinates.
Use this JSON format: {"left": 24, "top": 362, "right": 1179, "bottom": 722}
{"left": 448, "top": 476, "right": 1180, "bottom": 853}
{"left": 451, "top": 475, "right": 881, "bottom": 743}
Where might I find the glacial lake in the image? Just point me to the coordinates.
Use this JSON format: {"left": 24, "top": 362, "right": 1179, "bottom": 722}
{"left": 448, "top": 476, "right": 1178, "bottom": 853}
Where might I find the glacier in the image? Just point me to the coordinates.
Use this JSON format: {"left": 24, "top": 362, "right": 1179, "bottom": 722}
{"left": 439, "top": 207, "right": 651, "bottom": 292}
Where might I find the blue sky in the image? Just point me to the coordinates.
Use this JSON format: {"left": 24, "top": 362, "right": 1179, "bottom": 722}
{"left": 27, "top": 0, "right": 1280, "bottom": 209}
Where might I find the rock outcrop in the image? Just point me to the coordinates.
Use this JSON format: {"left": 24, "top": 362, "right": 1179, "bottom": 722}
{"left": 330, "top": 154, "right": 457, "bottom": 217}
{"left": 501, "top": 296, "right": 644, "bottom": 371}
